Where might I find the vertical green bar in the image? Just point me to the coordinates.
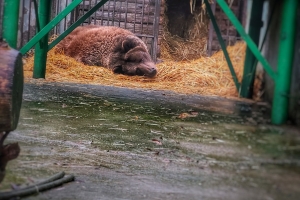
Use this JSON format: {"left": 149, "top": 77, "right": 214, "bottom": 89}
{"left": 2, "top": 0, "right": 20, "bottom": 48}
{"left": 271, "top": 0, "right": 298, "bottom": 124}
{"left": 240, "top": 0, "right": 264, "bottom": 98}
{"left": 33, "top": 0, "right": 52, "bottom": 78}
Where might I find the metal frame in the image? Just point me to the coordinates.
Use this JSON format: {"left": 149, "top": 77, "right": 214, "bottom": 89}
{"left": 204, "top": 0, "right": 298, "bottom": 124}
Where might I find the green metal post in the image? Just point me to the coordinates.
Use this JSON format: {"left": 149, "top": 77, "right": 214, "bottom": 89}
{"left": 240, "top": 0, "right": 264, "bottom": 98}
{"left": 33, "top": 0, "right": 52, "bottom": 78}
{"left": 2, "top": 0, "right": 20, "bottom": 48}
{"left": 271, "top": 0, "right": 298, "bottom": 124}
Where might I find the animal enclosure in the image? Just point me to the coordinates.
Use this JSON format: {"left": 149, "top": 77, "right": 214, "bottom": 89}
{"left": 0, "top": 0, "right": 162, "bottom": 61}
{"left": 0, "top": 0, "right": 245, "bottom": 60}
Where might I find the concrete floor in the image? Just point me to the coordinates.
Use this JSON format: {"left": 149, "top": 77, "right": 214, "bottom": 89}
{"left": 1, "top": 81, "right": 300, "bottom": 200}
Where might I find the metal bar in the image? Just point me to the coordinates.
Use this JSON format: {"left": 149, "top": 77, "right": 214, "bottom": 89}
{"left": 33, "top": 0, "right": 41, "bottom": 33}
{"left": 93, "top": 0, "right": 98, "bottom": 25}
{"left": 20, "top": 0, "right": 24, "bottom": 47}
{"left": 88, "top": 0, "right": 92, "bottom": 24}
{"left": 207, "top": 0, "right": 216, "bottom": 56}
{"left": 118, "top": 0, "right": 122, "bottom": 27}
{"left": 28, "top": 0, "right": 33, "bottom": 43}
{"left": 55, "top": 0, "right": 59, "bottom": 33}
{"left": 112, "top": 0, "right": 116, "bottom": 25}
{"left": 240, "top": 0, "right": 264, "bottom": 98}
{"left": 271, "top": 0, "right": 298, "bottom": 124}
{"left": 107, "top": 0, "right": 111, "bottom": 25}
{"left": 101, "top": 1, "right": 104, "bottom": 25}
{"left": 141, "top": 0, "right": 145, "bottom": 33}
{"left": 152, "top": 0, "right": 161, "bottom": 62}
{"left": 146, "top": 0, "right": 150, "bottom": 34}
{"left": 216, "top": 0, "right": 276, "bottom": 80}
{"left": 83, "top": 0, "right": 86, "bottom": 22}
{"left": 33, "top": 0, "right": 52, "bottom": 78}
{"left": 48, "top": 0, "right": 110, "bottom": 51}
{"left": 2, "top": 0, "right": 21, "bottom": 48}
{"left": 125, "top": 0, "right": 128, "bottom": 29}
{"left": 134, "top": 0, "right": 137, "bottom": 32}
{"left": 204, "top": 0, "right": 240, "bottom": 91}
{"left": 20, "top": 0, "right": 84, "bottom": 55}
{"left": 64, "top": 0, "right": 69, "bottom": 31}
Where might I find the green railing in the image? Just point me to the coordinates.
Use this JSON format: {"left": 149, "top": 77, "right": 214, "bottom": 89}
{"left": 3, "top": 0, "right": 110, "bottom": 77}
{"left": 204, "top": 0, "right": 298, "bottom": 125}
{"left": 1, "top": 0, "right": 298, "bottom": 125}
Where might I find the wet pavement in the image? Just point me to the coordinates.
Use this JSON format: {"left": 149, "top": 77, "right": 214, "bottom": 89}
{"left": 2, "top": 81, "right": 300, "bottom": 200}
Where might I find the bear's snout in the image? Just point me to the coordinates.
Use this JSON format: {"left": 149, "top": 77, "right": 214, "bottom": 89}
{"left": 146, "top": 67, "right": 157, "bottom": 78}
{"left": 135, "top": 61, "right": 157, "bottom": 78}
{"left": 136, "top": 67, "right": 157, "bottom": 77}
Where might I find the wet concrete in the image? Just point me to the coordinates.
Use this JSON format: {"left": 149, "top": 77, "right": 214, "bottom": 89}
{"left": 2, "top": 81, "right": 300, "bottom": 200}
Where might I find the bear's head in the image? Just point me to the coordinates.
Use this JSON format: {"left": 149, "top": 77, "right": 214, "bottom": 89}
{"left": 111, "top": 36, "right": 157, "bottom": 78}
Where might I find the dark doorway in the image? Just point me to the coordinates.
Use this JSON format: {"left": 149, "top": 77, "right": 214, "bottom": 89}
{"left": 165, "top": 0, "right": 201, "bottom": 39}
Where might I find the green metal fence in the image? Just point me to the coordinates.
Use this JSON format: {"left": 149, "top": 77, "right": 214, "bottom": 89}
{"left": 204, "top": 0, "right": 298, "bottom": 125}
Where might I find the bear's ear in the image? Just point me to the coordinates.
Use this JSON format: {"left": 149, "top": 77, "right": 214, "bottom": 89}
{"left": 121, "top": 38, "right": 137, "bottom": 53}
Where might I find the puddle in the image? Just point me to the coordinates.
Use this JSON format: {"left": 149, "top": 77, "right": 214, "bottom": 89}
{"left": 1, "top": 82, "right": 300, "bottom": 200}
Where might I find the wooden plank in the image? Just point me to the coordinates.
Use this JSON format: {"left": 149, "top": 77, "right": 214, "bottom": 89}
{"left": 0, "top": 41, "right": 23, "bottom": 132}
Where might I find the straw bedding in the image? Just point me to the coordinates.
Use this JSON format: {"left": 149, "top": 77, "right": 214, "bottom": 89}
{"left": 23, "top": 41, "right": 247, "bottom": 98}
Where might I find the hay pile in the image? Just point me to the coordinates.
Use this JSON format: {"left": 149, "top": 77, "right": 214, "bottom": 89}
{"left": 23, "top": 41, "right": 246, "bottom": 98}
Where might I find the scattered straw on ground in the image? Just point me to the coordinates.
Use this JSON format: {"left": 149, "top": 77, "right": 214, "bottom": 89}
{"left": 23, "top": 42, "right": 246, "bottom": 98}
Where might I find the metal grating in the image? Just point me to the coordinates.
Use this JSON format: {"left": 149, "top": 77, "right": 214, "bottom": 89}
{"left": 0, "top": 0, "right": 161, "bottom": 61}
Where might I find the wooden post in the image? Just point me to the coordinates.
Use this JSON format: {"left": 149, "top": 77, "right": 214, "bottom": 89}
{"left": 0, "top": 40, "right": 23, "bottom": 131}
{"left": 0, "top": 40, "right": 23, "bottom": 183}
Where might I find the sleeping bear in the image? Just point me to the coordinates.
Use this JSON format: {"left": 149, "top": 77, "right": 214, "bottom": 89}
{"left": 56, "top": 25, "right": 157, "bottom": 78}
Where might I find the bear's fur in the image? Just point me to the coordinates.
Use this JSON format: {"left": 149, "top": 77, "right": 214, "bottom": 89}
{"left": 56, "top": 25, "right": 157, "bottom": 77}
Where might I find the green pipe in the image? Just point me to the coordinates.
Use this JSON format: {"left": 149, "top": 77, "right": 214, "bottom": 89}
{"left": 2, "top": 0, "right": 20, "bottom": 48}
{"left": 271, "top": 0, "right": 298, "bottom": 124}
{"left": 204, "top": 0, "right": 240, "bottom": 91}
{"left": 33, "top": 0, "right": 52, "bottom": 78}
{"left": 20, "top": 0, "right": 84, "bottom": 55}
{"left": 48, "top": 0, "right": 110, "bottom": 51}
{"left": 216, "top": 0, "right": 277, "bottom": 80}
{"left": 240, "top": 0, "right": 264, "bottom": 98}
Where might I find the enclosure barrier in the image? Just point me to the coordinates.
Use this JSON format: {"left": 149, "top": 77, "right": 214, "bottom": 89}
{"left": 204, "top": 0, "right": 298, "bottom": 125}
{"left": 1, "top": 0, "right": 298, "bottom": 125}
{"left": 240, "top": 0, "right": 264, "bottom": 98}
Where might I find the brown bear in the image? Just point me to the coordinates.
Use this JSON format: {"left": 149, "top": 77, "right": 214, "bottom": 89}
{"left": 56, "top": 25, "right": 157, "bottom": 78}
